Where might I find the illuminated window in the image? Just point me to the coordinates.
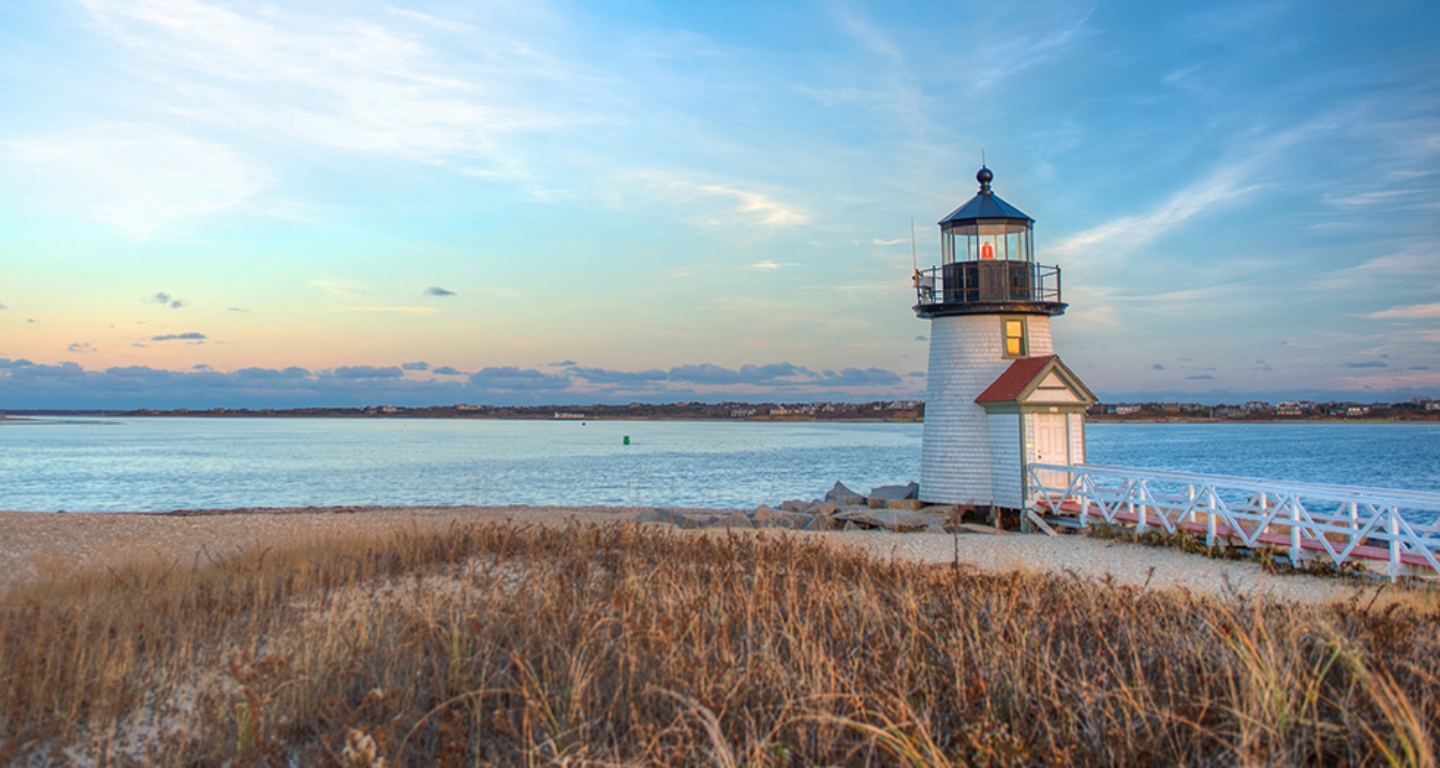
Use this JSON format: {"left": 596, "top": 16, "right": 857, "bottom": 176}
{"left": 1004, "top": 318, "right": 1026, "bottom": 357}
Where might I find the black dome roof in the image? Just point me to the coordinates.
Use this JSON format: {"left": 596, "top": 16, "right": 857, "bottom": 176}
{"left": 938, "top": 166, "right": 1033, "bottom": 225}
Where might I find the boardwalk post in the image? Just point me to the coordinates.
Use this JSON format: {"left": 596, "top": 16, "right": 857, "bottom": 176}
{"left": 1206, "top": 489, "right": 1217, "bottom": 549}
{"left": 1289, "top": 497, "right": 1304, "bottom": 566}
{"left": 1389, "top": 510, "right": 1404, "bottom": 582}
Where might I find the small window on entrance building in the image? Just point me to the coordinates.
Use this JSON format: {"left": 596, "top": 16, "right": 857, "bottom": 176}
{"left": 1004, "top": 318, "right": 1026, "bottom": 357}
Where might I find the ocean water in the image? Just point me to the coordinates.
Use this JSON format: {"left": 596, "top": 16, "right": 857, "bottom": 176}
{"left": 0, "top": 418, "right": 921, "bottom": 512}
{"left": 1086, "top": 422, "right": 1440, "bottom": 492}
{"left": 1, "top": 418, "right": 1438, "bottom": 512}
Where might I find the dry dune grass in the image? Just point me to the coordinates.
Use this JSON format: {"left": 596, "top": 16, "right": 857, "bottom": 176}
{"left": 2, "top": 521, "right": 1438, "bottom": 766}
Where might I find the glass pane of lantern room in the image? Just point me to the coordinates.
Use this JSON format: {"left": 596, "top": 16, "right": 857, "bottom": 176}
{"left": 1005, "top": 231, "right": 1023, "bottom": 262}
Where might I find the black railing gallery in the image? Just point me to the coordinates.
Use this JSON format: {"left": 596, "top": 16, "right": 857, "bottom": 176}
{"left": 914, "top": 260, "right": 1061, "bottom": 307}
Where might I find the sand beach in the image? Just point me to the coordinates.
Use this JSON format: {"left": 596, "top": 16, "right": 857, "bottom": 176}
{"left": 0, "top": 504, "right": 1392, "bottom": 605}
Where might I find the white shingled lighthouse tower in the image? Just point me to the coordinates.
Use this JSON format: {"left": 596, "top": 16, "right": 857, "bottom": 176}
{"left": 913, "top": 166, "right": 1095, "bottom": 510}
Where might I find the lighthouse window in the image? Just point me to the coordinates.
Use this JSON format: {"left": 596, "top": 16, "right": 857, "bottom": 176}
{"left": 1004, "top": 318, "right": 1027, "bottom": 358}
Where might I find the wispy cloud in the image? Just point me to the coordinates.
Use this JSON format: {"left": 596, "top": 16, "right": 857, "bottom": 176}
{"left": 694, "top": 183, "right": 808, "bottom": 227}
{"left": 150, "top": 332, "right": 206, "bottom": 342}
{"left": 624, "top": 171, "right": 809, "bottom": 229}
{"left": 1309, "top": 244, "right": 1440, "bottom": 291}
{"left": 824, "top": 4, "right": 931, "bottom": 138}
{"left": 424, "top": 286, "right": 457, "bottom": 297}
{"left": 972, "top": 10, "right": 1095, "bottom": 90}
{"left": 68, "top": 342, "right": 97, "bottom": 354}
{"left": 7, "top": 125, "right": 265, "bottom": 238}
{"left": 1049, "top": 161, "right": 1261, "bottom": 263}
{"left": 77, "top": 0, "right": 584, "bottom": 172}
{"left": 312, "top": 279, "right": 362, "bottom": 298}
{"left": 1368, "top": 302, "right": 1440, "bottom": 319}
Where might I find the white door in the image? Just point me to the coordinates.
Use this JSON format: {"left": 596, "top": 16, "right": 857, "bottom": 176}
{"left": 1033, "top": 414, "right": 1070, "bottom": 492}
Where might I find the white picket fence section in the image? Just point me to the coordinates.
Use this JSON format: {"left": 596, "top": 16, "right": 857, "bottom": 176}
{"left": 1027, "top": 463, "right": 1440, "bottom": 580}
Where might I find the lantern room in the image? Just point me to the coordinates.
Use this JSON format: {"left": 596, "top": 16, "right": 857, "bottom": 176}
{"left": 939, "top": 167, "right": 1034, "bottom": 264}
{"left": 915, "top": 166, "right": 1065, "bottom": 318}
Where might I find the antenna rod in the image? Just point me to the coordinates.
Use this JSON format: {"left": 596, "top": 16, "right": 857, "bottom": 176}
{"left": 910, "top": 219, "right": 917, "bottom": 272}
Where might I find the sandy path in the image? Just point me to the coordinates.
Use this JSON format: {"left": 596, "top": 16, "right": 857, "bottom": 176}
{"left": 826, "top": 528, "right": 1393, "bottom": 605}
{"left": 0, "top": 506, "right": 1397, "bottom": 605}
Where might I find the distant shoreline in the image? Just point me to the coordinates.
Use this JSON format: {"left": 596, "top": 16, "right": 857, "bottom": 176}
{"left": 5, "top": 412, "right": 1439, "bottom": 425}
{"left": 1085, "top": 417, "right": 1440, "bottom": 424}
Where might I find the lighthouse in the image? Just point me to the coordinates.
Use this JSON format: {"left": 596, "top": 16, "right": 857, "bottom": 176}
{"left": 914, "top": 166, "right": 1095, "bottom": 510}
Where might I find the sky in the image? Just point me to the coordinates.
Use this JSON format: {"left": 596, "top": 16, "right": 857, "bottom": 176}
{"left": 1, "top": 0, "right": 1438, "bottom": 408}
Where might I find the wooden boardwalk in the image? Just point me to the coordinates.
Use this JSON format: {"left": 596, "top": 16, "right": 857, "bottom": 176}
{"left": 1028, "top": 463, "right": 1440, "bottom": 580}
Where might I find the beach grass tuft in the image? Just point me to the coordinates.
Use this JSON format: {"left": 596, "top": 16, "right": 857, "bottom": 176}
{"left": 1, "top": 521, "right": 1438, "bottom": 765}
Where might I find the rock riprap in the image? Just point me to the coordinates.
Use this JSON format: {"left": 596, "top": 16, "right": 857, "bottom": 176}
{"left": 630, "top": 481, "right": 958, "bottom": 534}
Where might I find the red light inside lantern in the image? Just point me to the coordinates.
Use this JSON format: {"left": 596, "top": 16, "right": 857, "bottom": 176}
{"left": 981, "top": 243, "right": 994, "bottom": 260}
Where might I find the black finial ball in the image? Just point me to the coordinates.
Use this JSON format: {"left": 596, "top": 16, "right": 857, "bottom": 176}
{"left": 977, "top": 166, "right": 993, "bottom": 187}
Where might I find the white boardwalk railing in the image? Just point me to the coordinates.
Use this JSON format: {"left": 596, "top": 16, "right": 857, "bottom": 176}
{"left": 1027, "top": 463, "right": 1440, "bottom": 580}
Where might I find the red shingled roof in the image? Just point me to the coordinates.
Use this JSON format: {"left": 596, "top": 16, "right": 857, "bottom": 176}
{"left": 974, "top": 355, "right": 1059, "bottom": 403}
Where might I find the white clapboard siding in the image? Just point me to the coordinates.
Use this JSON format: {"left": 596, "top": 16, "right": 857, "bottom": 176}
{"left": 920, "top": 315, "right": 1054, "bottom": 504}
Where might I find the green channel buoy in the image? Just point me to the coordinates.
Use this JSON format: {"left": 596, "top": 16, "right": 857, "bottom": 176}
{"left": 623, "top": 435, "right": 630, "bottom": 445}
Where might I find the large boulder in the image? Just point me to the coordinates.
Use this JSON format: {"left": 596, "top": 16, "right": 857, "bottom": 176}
{"left": 751, "top": 507, "right": 785, "bottom": 528}
{"left": 631, "top": 509, "right": 677, "bottom": 526}
{"left": 864, "top": 511, "right": 932, "bottom": 532}
{"left": 802, "top": 515, "right": 833, "bottom": 532}
{"left": 885, "top": 499, "right": 926, "bottom": 511}
{"left": 710, "top": 511, "right": 753, "bottom": 528}
{"left": 918, "top": 506, "right": 959, "bottom": 531}
{"left": 752, "top": 505, "right": 784, "bottom": 522}
{"left": 867, "top": 483, "right": 920, "bottom": 508}
{"left": 779, "top": 499, "right": 810, "bottom": 513}
{"left": 804, "top": 501, "right": 840, "bottom": 517}
{"left": 832, "top": 509, "right": 939, "bottom": 532}
{"left": 825, "top": 482, "right": 866, "bottom": 506}
{"left": 755, "top": 505, "right": 813, "bottom": 529}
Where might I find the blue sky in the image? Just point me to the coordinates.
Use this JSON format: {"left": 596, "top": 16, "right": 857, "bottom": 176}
{"left": 1, "top": 0, "right": 1438, "bottom": 408}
